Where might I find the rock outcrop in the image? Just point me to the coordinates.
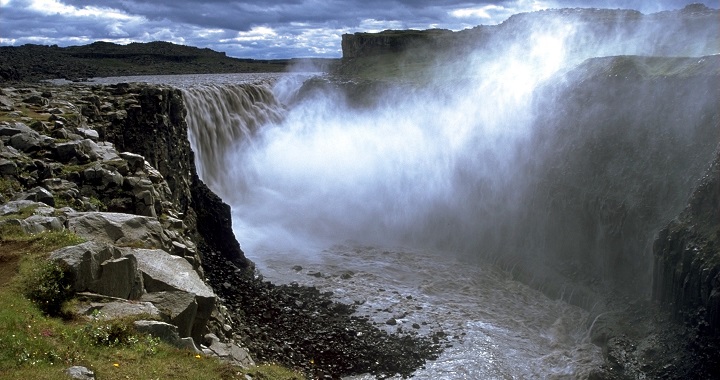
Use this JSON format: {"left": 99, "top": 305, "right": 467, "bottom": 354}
{"left": 653, "top": 147, "right": 720, "bottom": 333}
{"left": 0, "top": 83, "right": 253, "bottom": 364}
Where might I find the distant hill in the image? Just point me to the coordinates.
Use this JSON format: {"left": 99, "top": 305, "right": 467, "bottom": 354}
{"left": 0, "top": 41, "right": 336, "bottom": 82}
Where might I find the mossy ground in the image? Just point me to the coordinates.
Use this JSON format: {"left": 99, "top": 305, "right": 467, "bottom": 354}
{"left": 0, "top": 226, "right": 304, "bottom": 380}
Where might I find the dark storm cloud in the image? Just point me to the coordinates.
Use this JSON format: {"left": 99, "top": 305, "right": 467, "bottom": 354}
{"left": 0, "top": 0, "right": 715, "bottom": 58}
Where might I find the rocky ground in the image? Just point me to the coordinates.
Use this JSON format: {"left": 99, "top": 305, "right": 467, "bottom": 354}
{"left": 0, "top": 82, "right": 442, "bottom": 379}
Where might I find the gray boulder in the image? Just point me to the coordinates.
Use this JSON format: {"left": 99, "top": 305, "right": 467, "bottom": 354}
{"left": 141, "top": 291, "right": 198, "bottom": 338}
{"left": 54, "top": 141, "right": 86, "bottom": 162}
{"left": 66, "top": 212, "right": 168, "bottom": 249}
{"left": 65, "top": 366, "right": 95, "bottom": 380}
{"left": 92, "top": 255, "right": 144, "bottom": 299}
{"left": 86, "top": 300, "right": 160, "bottom": 320}
{"left": 95, "top": 142, "right": 120, "bottom": 161}
{"left": 49, "top": 241, "right": 121, "bottom": 293}
{"left": 0, "top": 158, "right": 17, "bottom": 175}
{"left": 8, "top": 131, "right": 42, "bottom": 152}
{"left": 50, "top": 242, "right": 145, "bottom": 299}
{"left": 83, "top": 164, "right": 123, "bottom": 189}
{"left": 202, "top": 333, "right": 255, "bottom": 368}
{"left": 0, "top": 200, "right": 50, "bottom": 216}
{"left": 17, "top": 186, "right": 55, "bottom": 206}
{"left": 119, "top": 152, "right": 144, "bottom": 173}
{"left": 0, "top": 122, "right": 33, "bottom": 137}
{"left": 20, "top": 215, "right": 64, "bottom": 233}
{"left": 128, "top": 248, "right": 215, "bottom": 340}
{"left": 133, "top": 320, "right": 200, "bottom": 352}
{"left": 77, "top": 128, "right": 99, "bottom": 141}
{"left": 53, "top": 139, "right": 101, "bottom": 163}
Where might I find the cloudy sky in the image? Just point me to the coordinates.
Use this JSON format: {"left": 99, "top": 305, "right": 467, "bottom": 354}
{"left": 0, "top": 0, "right": 714, "bottom": 59}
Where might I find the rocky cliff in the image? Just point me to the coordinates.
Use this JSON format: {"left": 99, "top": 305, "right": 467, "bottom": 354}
{"left": 0, "top": 83, "right": 249, "bottom": 355}
{"left": 653, "top": 146, "right": 720, "bottom": 333}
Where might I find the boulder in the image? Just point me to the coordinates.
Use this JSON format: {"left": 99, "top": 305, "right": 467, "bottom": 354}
{"left": 16, "top": 186, "right": 55, "bottom": 206}
{"left": 8, "top": 131, "right": 42, "bottom": 152}
{"left": 202, "top": 333, "right": 255, "bottom": 368}
{"left": 66, "top": 212, "right": 168, "bottom": 249}
{"left": 92, "top": 255, "right": 144, "bottom": 299}
{"left": 133, "top": 320, "right": 199, "bottom": 352}
{"left": 0, "top": 200, "right": 50, "bottom": 216}
{"left": 119, "top": 152, "right": 145, "bottom": 173}
{"left": 22, "top": 94, "right": 48, "bottom": 106}
{"left": 54, "top": 141, "right": 89, "bottom": 163}
{"left": 128, "top": 248, "right": 215, "bottom": 340}
{"left": 141, "top": 291, "right": 198, "bottom": 338}
{"left": 95, "top": 142, "right": 120, "bottom": 161}
{"left": 49, "top": 241, "right": 120, "bottom": 292}
{"left": 82, "top": 164, "right": 123, "bottom": 189}
{"left": 53, "top": 139, "right": 102, "bottom": 163}
{"left": 20, "top": 215, "right": 64, "bottom": 233}
{"left": 77, "top": 128, "right": 99, "bottom": 141}
{"left": 0, "top": 123, "right": 33, "bottom": 137}
{"left": 85, "top": 300, "right": 160, "bottom": 320}
{"left": 65, "top": 366, "right": 95, "bottom": 380}
{"left": 0, "top": 158, "right": 17, "bottom": 175}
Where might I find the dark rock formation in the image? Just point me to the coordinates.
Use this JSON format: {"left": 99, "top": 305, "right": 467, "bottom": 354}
{"left": 99, "top": 84, "right": 251, "bottom": 269}
{"left": 653, "top": 146, "right": 720, "bottom": 333}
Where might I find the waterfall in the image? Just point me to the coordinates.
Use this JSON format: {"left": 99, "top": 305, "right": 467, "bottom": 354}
{"left": 182, "top": 80, "right": 285, "bottom": 191}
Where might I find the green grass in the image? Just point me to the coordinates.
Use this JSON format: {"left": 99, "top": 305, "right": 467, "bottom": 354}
{"left": 0, "top": 104, "right": 52, "bottom": 123}
{"left": 0, "top": 224, "right": 305, "bottom": 380}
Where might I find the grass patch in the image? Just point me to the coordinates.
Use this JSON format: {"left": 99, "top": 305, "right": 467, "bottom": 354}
{"left": 0, "top": 177, "right": 22, "bottom": 199}
{"left": 0, "top": 104, "right": 52, "bottom": 123}
{"left": 60, "top": 162, "right": 95, "bottom": 175}
{"left": 0, "top": 205, "right": 39, "bottom": 222}
{"left": 0, "top": 223, "right": 305, "bottom": 379}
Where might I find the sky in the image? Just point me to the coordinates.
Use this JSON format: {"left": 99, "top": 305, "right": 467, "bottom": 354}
{"left": 0, "top": 0, "right": 715, "bottom": 59}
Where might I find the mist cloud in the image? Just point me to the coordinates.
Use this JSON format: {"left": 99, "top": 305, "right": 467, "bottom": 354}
{"left": 0, "top": 0, "right": 714, "bottom": 58}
